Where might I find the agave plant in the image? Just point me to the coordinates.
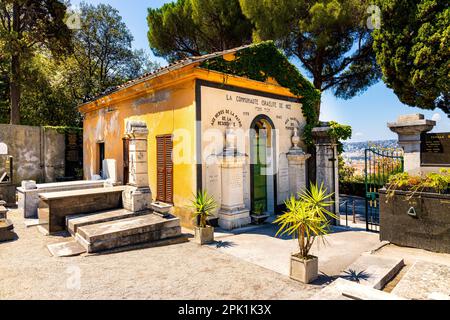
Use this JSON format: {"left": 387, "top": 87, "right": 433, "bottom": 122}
{"left": 190, "top": 191, "right": 217, "bottom": 228}
{"left": 274, "top": 183, "right": 337, "bottom": 259}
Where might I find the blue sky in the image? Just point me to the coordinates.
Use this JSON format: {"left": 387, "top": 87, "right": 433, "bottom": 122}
{"left": 71, "top": 0, "right": 449, "bottom": 142}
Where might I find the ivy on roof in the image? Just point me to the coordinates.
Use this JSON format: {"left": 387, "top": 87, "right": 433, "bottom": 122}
{"left": 200, "top": 41, "right": 321, "bottom": 146}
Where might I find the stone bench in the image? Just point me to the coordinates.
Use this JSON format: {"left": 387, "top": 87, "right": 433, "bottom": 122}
{"left": 38, "top": 186, "right": 126, "bottom": 234}
{"left": 17, "top": 180, "right": 111, "bottom": 218}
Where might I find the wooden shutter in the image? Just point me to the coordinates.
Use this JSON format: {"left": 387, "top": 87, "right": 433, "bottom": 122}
{"left": 156, "top": 135, "right": 173, "bottom": 203}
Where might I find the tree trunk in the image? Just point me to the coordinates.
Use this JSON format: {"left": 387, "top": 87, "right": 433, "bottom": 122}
{"left": 10, "top": 1, "right": 21, "bottom": 125}
{"left": 10, "top": 54, "right": 20, "bottom": 125}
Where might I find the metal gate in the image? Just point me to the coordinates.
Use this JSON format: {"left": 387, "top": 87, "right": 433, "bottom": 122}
{"left": 364, "top": 147, "right": 404, "bottom": 232}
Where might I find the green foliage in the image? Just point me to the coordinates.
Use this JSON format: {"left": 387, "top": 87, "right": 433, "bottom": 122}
{"left": 147, "top": 0, "right": 253, "bottom": 62}
{"left": 0, "top": 0, "right": 73, "bottom": 124}
{"left": 386, "top": 169, "right": 450, "bottom": 201}
{"left": 239, "top": 0, "right": 381, "bottom": 106}
{"left": 0, "top": 2, "right": 158, "bottom": 126}
{"left": 74, "top": 3, "right": 159, "bottom": 101}
{"left": 252, "top": 202, "right": 265, "bottom": 216}
{"left": 43, "top": 126, "right": 82, "bottom": 134}
{"left": 274, "top": 183, "right": 337, "bottom": 259}
{"left": 190, "top": 190, "right": 218, "bottom": 228}
{"left": 373, "top": 0, "right": 449, "bottom": 116}
{"left": 328, "top": 121, "right": 352, "bottom": 153}
{"left": 200, "top": 41, "right": 321, "bottom": 145}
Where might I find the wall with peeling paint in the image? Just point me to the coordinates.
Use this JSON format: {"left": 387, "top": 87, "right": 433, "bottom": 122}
{"left": 80, "top": 65, "right": 303, "bottom": 227}
{"left": 0, "top": 124, "right": 66, "bottom": 184}
{"left": 82, "top": 77, "right": 197, "bottom": 226}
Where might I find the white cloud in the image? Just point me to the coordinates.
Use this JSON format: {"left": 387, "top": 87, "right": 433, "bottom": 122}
{"left": 432, "top": 113, "right": 441, "bottom": 122}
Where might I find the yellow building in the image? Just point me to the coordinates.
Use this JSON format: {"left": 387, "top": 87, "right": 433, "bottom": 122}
{"left": 79, "top": 43, "right": 312, "bottom": 228}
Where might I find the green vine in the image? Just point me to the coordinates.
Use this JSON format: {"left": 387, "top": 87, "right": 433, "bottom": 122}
{"left": 328, "top": 121, "right": 352, "bottom": 153}
{"left": 200, "top": 41, "right": 321, "bottom": 147}
{"left": 43, "top": 126, "right": 82, "bottom": 135}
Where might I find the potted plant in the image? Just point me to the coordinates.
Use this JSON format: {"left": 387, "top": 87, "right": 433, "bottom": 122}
{"left": 251, "top": 202, "right": 269, "bottom": 224}
{"left": 274, "top": 183, "right": 336, "bottom": 284}
{"left": 191, "top": 191, "right": 217, "bottom": 245}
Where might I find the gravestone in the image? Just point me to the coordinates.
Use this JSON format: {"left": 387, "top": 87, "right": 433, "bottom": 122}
{"left": 205, "top": 155, "right": 221, "bottom": 216}
{"left": 287, "top": 127, "right": 311, "bottom": 197}
{"left": 388, "top": 114, "right": 436, "bottom": 173}
{"left": 421, "top": 132, "right": 450, "bottom": 167}
{"left": 122, "top": 121, "right": 152, "bottom": 212}
{"left": 218, "top": 129, "right": 250, "bottom": 230}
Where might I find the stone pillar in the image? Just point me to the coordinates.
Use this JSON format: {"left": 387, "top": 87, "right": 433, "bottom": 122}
{"left": 218, "top": 129, "right": 250, "bottom": 230}
{"left": 312, "top": 123, "right": 339, "bottom": 222}
{"left": 388, "top": 114, "right": 436, "bottom": 174}
{"left": 122, "top": 121, "right": 152, "bottom": 212}
{"left": 287, "top": 127, "right": 311, "bottom": 196}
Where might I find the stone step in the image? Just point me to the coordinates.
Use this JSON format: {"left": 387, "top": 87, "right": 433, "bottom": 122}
{"left": 311, "top": 278, "right": 407, "bottom": 300}
{"left": 47, "top": 240, "right": 86, "bottom": 257}
{"left": 66, "top": 209, "right": 141, "bottom": 235}
{"left": 340, "top": 254, "right": 404, "bottom": 290}
{"left": 391, "top": 261, "right": 450, "bottom": 300}
{"left": 75, "top": 214, "right": 183, "bottom": 253}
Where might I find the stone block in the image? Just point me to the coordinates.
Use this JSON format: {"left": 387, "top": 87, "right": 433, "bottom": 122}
{"left": 38, "top": 186, "right": 125, "bottom": 234}
{"left": 218, "top": 209, "right": 250, "bottom": 230}
{"left": 122, "top": 186, "right": 152, "bottom": 212}
{"left": 75, "top": 214, "right": 182, "bottom": 253}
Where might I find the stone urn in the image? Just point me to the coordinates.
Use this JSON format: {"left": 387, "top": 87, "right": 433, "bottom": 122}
{"left": 194, "top": 225, "right": 214, "bottom": 245}
{"left": 150, "top": 201, "right": 173, "bottom": 217}
{"left": 0, "top": 219, "right": 15, "bottom": 242}
{"left": 290, "top": 254, "right": 318, "bottom": 284}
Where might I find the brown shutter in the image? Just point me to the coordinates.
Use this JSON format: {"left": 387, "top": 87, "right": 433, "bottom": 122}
{"left": 156, "top": 135, "right": 173, "bottom": 204}
{"left": 165, "top": 135, "right": 173, "bottom": 203}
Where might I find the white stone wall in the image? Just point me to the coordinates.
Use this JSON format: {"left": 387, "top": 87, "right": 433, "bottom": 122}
{"left": 199, "top": 85, "right": 307, "bottom": 212}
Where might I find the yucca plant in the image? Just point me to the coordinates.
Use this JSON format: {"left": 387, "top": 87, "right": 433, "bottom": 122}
{"left": 190, "top": 191, "right": 217, "bottom": 228}
{"left": 274, "top": 183, "right": 337, "bottom": 259}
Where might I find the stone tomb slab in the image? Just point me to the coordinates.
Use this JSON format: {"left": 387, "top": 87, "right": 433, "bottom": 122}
{"left": 0, "top": 219, "right": 15, "bottom": 242}
{"left": 76, "top": 214, "right": 182, "bottom": 253}
{"left": 47, "top": 240, "right": 86, "bottom": 257}
{"left": 38, "top": 186, "right": 125, "bottom": 234}
{"left": 66, "top": 208, "right": 140, "bottom": 235}
{"left": 341, "top": 254, "right": 404, "bottom": 290}
{"left": 311, "top": 278, "right": 406, "bottom": 300}
{"left": 391, "top": 261, "right": 450, "bottom": 300}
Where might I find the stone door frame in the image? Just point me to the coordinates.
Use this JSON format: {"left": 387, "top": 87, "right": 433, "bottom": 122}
{"left": 250, "top": 114, "right": 278, "bottom": 215}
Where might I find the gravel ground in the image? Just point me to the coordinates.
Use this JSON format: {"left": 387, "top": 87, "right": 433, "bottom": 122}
{"left": 0, "top": 209, "right": 321, "bottom": 300}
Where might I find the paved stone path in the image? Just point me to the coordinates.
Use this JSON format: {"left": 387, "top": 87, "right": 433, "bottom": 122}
{"left": 211, "top": 223, "right": 381, "bottom": 279}
{"left": 0, "top": 210, "right": 320, "bottom": 300}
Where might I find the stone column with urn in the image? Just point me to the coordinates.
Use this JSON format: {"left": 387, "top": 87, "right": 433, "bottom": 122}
{"left": 218, "top": 128, "right": 251, "bottom": 230}
{"left": 287, "top": 127, "right": 311, "bottom": 197}
{"left": 312, "top": 123, "right": 340, "bottom": 224}
{"left": 122, "top": 121, "right": 152, "bottom": 212}
{"left": 388, "top": 114, "right": 436, "bottom": 174}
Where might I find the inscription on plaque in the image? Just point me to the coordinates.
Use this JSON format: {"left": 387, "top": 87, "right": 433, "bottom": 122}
{"left": 421, "top": 132, "right": 450, "bottom": 166}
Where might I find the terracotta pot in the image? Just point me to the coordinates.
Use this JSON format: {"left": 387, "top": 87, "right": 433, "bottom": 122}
{"left": 290, "top": 254, "right": 318, "bottom": 284}
{"left": 194, "top": 225, "right": 214, "bottom": 245}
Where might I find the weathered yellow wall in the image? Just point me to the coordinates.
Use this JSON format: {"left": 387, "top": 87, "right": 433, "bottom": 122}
{"left": 80, "top": 64, "right": 301, "bottom": 227}
{"left": 82, "top": 75, "right": 197, "bottom": 227}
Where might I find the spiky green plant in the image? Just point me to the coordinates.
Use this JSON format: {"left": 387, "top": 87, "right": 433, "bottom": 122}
{"left": 190, "top": 191, "right": 217, "bottom": 228}
{"left": 274, "top": 183, "right": 337, "bottom": 259}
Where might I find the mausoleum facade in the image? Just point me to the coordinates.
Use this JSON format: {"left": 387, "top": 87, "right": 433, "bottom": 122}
{"left": 79, "top": 44, "right": 314, "bottom": 228}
